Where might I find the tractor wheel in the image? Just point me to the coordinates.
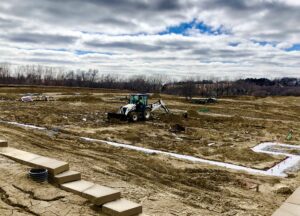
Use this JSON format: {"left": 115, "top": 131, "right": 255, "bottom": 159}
{"left": 129, "top": 112, "right": 138, "bottom": 122}
{"left": 143, "top": 108, "right": 151, "bottom": 120}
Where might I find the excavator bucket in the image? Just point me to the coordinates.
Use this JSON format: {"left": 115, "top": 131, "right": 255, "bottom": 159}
{"left": 107, "top": 112, "right": 127, "bottom": 120}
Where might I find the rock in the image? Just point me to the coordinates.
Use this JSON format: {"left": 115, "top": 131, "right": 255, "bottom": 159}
{"left": 169, "top": 124, "right": 185, "bottom": 133}
{"left": 287, "top": 173, "right": 296, "bottom": 178}
{"left": 275, "top": 186, "right": 293, "bottom": 195}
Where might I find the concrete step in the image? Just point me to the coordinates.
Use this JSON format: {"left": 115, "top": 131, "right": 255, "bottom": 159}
{"left": 286, "top": 187, "right": 300, "bottom": 205}
{"left": 0, "top": 140, "right": 8, "bottom": 147}
{"left": 82, "top": 184, "right": 121, "bottom": 205}
{"left": 0, "top": 147, "right": 40, "bottom": 166}
{"left": 102, "top": 199, "right": 142, "bottom": 216}
{"left": 61, "top": 180, "right": 120, "bottom": 205}
{"left": 61, "top": 180, "right": 94, "bottom": 196}
{"left": 0, "top": 147, "right": 143, "bottom": 215}
{"left": 272, "top": 202, "right": 300, "bottom": 216}
{"left": 54, "top": 170, "right": 81, "bottom": 184}
{"left": 0, "top": 147, "right": 69, "bottom": 176}
{"left": 272, "top": 187, "right": 300, "bottom": 216}
{"left": 28, "top": 156, "right": 69, "bottom": 176}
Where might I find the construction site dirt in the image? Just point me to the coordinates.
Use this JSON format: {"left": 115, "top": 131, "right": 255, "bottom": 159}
{"left": 0, "top": 86, "right": 300, "bottom": 215}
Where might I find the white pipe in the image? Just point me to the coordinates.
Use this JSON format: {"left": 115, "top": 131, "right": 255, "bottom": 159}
{"left": 81, "top": 138, "right": 300, "bottom": 177}
{"left": 1, "top": 119, "right": 299, "bottom": 177}
{"left": 0, "top": 120, "right": 46, "bottom": 130}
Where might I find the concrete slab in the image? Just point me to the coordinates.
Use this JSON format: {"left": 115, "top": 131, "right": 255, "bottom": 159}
{"left": 0, "top": 147, "right": 69, "bottom": 175}
{"left": 286, "top": 187, "right": 300, "bottom": 205}
{"left": 82, "top": 184, "right": 120, "bottom": 205}
{"left": 54, "top": 170, "right": 81, "bottom": 184}
{"left": 272, "top": 208, "right": 292, "bottom": 216}
{"left": 272, "top": 202, "right": 300, "bottom": 216}
{"left": 0, "top": 147, "right": 41, "bottom": 166}
{"left": 103, "top": 199, "right": 142, "bottom": 216}
{"left": 0, "top": 147, "right": 21, "bottom": 155}
{"left": 61, "top": 180, "right": 94, "bottom": 196}
{"left": 29, "top": 156, "right": 69, "bottom": 176}
{"left": 0, "top": 140, "right": 8, "bottom": 147}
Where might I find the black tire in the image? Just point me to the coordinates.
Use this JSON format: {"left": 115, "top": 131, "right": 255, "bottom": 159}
{"left": 128, "top": 112, "right": 139, "bottom": 122}
{"left": 143, "top": 108, "right": 151, "bottom": 120}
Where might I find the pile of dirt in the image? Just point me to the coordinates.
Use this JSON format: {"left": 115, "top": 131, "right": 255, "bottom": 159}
{"left": 275, "top": 186, "right": 293, "bottom": 195}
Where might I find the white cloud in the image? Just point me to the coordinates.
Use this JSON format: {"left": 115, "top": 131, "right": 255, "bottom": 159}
{"left": 0, "top": 0, "right": 299, "bottom": 78}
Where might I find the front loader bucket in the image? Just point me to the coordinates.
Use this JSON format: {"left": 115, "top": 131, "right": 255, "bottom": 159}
{"left": 107, "top": 112, "right": 127, "bottom": 121}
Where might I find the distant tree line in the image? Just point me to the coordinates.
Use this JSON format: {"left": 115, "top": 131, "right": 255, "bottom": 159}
{"left": 164, "top": 77, "right": 300, "bottom": 98}
{"left": 0, "top": 63, "right": 299, "bottom": 97}
{"left": 0, "top": 64, "right": 163, "bottom": 92}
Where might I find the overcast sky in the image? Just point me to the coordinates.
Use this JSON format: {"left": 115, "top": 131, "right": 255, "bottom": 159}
{"left": 0, "top": 0, "right": 300, "bottom": 79}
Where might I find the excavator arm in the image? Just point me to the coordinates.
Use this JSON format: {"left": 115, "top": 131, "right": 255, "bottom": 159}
{"left": 150, "top": 100, "right": 170, "bottom": 113}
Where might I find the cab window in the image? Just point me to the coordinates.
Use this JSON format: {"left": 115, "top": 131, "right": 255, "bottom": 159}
{"left": 129, "top": 95, "right": 139, "bottom": 104}
{"left": 129, "top": 95, "right": 147, "bottom": 105}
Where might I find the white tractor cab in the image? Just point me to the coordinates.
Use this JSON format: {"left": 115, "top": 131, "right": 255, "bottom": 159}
{"left": 107, "top": 93, "right": 170, "bottom": 122}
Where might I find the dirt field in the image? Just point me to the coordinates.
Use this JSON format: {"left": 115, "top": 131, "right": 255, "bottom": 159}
{"left": 0, "top": 86, "right": 300, "bottom": 215}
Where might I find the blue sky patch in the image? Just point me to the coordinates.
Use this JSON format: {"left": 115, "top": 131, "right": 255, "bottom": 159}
{"left": 75, "top": 50, "right": 113, "bottom": 55}
{"left": 51, "top": 48, "right": 68, "bottom": 52}
{"left": 285, "top": 44, "right": 300, "bottom": 51}
{"left": 252, "top": 40, "right": 277, "bottom": 47}
{"left": 228, "top": 42, "right": 240, "bottom": 47}
{"left": 160, "top": 19, "right": 227, "bottom": 36}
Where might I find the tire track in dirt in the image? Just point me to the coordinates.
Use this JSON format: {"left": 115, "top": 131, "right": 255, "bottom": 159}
{"left": 0, "top": 124, "right": 281, "bottom": 215}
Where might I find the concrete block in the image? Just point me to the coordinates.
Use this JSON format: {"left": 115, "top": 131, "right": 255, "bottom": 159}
{"left": 28, "top": 156, "right": 69, "bottom": 176}
{"left": 0, "top": 147, "right": 20, "bottom": 155}
{"left": 61, "top": 180, "right": 94, "bottom": 196}
{"left": 0, "top": 140, "right": 8, "bottom": 147}
{"left": 54, "top": 170, "right": 81, "bottom": 184}
{"left": 82, "top": 184, "right": 120, "bottom": 205}
{"left": 272, "top": 202, "right": 300, "bottom": 216}
{"left": 0, "top": 147, "right": 40, "bottom": 166}
{"left": 0, "top": 148, "right": 69, "bottom": 175}
{"left": 103, "top": 199, "right": 142, "bottom": 216}
{"left": 272, "top": 208, "right": 291, "bottom": 216}
{"left": 286, "top": 187, "right": 300, "bottom": 205}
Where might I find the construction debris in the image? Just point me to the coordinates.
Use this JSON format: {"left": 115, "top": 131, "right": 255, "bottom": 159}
{"left": 191, "top": 97, "right": 217, "bottom": 104}
{"left": 21, "top": 93, "right": 54, "bottom": 102}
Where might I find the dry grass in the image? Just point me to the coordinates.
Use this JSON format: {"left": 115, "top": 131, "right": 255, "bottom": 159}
{"left": 58, "top": 95, "right": 104, "bottom": 103}
{"left": 0, "top": 93, "right": 19, "bottom": 100}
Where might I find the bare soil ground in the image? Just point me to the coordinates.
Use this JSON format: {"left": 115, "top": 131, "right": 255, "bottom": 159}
{"left": 0, "top": 86, "right": 300, "bottom": 215}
